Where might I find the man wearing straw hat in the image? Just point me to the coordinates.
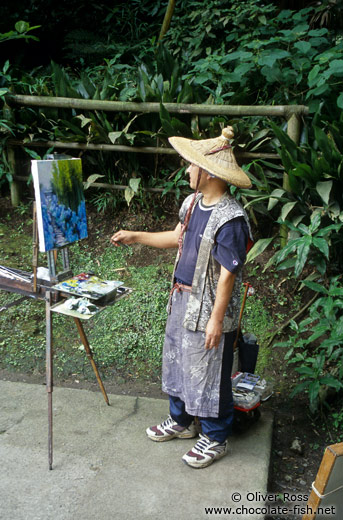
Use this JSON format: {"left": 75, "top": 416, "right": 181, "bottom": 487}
{"left": 111, "top": 126, "right": 253, "bottom": 469}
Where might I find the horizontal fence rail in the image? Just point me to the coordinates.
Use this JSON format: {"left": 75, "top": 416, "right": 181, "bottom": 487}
{"left": 8, "top": 94, "right": 309, "bottom": 118}
{"left": 7, "top": 139, "right": 280, "bottom": 159}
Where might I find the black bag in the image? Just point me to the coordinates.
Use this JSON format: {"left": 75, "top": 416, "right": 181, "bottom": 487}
{"left": 238, "top": 333, "right": 259, "bottom": 374}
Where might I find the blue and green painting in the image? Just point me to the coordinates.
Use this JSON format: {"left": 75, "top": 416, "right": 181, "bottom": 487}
{"left": 32, "top": 158, "right": 88, "bottom": 251}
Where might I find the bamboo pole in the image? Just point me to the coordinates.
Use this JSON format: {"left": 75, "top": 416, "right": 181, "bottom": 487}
{"left": 7, "top": 138, "right": 279, "bottom": 159}
{"left": 158, "top": 0, "right": 176, "bottom": 41}
{"left": 8, "top": 94, "right": 309, "bottom": 117}
{"left": 3, "top": 102, "right": 21, "bottom": 206}
{"left": 12, "top": 176, "right": 177, "bottom": 194}
{"left": 86, "top": 182, "right": 172, "bottom": 193}
{"left": 8, "top": 139, "right": 176, "bottom": 155}
{"left": 7, "top": 146, "right": 21, "bottom": 207}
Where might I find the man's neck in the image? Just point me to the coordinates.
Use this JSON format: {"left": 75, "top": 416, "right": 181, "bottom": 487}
{"left": 201, "top": 186, "right": 227, "bottom": 206}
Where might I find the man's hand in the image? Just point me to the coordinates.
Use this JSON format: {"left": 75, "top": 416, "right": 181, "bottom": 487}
{"left": 110, "top": 223, "right": 182, "bottom": 249}
{"left": 110, "top": 230, "right": 137, "bottom": 246}
{"left": 205, "top": 317, "right": 223, "bottom": 350}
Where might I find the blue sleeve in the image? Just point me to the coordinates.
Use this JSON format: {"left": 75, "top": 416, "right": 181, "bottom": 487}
{"left": 212, "top": 217, "right": 249, "bottom": 274}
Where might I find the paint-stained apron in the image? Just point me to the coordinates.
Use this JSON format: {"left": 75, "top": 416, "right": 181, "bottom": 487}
{"left": 162, "top": 289, "right": 225, "bottom": 418}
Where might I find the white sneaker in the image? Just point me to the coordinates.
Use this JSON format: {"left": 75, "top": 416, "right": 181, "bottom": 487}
{"left": 146, "top": 415, "right": 197, "bottom": 442}
{"left": 182, "top": 433, "right": 228, "bottom": 468}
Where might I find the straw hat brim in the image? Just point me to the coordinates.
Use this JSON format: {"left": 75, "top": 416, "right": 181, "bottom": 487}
{"left": 169, "top": 136, "right": 252, "bottom": 189}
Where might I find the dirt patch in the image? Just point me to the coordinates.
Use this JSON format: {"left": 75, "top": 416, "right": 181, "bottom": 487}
{"left": 0, "top": 368, "right": 167, "bottom": 400}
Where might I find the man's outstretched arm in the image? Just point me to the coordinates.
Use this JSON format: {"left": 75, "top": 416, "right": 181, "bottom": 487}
{"left": 110, "top": 222, "right": 182, "bottom": 249}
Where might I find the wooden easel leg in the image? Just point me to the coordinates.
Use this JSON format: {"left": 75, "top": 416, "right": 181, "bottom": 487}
{"left": 32, "top": 202, "right": 39, "bottom": 293}
{"left": 46, "top": 291, "right": 53, "bottom": 470}
{"left": 73, "top": 318, "right": 110, "bottom": 406}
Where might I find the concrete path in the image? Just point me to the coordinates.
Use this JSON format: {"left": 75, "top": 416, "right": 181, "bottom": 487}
{"left": 0, "top": 380, "right": 273, "bottom": 520}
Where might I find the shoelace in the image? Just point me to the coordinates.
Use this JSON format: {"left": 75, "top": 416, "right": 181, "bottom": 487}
{"left": 161, "top": 415, "right": 175, "bottom": 429}
{"left": 193, "top": 434, "right": 213, "bottom": 453}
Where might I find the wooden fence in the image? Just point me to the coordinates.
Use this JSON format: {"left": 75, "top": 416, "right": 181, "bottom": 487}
{"left": 5, "top": 94, "right": 309, "bottom": 213}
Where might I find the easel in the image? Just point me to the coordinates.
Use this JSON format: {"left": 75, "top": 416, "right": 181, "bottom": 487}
{"left": 31, "top": 204, "right": 110, "bottom": 469}
{"left": 0, "top": 203, "right": 111, "bottom": 470}
{"left": 303, "top": 442, "right": 343, "bottom": 520}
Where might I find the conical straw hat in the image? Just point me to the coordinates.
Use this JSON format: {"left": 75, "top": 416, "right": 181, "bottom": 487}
{"left": 168, "top": 126, "right": 251, "bottom": 189}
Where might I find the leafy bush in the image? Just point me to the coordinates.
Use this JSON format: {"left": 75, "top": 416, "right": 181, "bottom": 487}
{"left": 0, "top": 21, "right": 40, "bottom": 188}
{"left": 247, "top": 112, "right": 343, "bottom": 271}
{"left": 275, "top": 276, "right": 343, "bottom": 412}
{"left": 272, "top": 213, "right": 342, "bottom": 277}
{"left": 166, "top": 2, "right": 342, "bottom": 110}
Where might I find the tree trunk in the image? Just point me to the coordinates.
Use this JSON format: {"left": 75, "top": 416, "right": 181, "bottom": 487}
{"left": 158, "top": 0, "right": 176, "bottom": 41}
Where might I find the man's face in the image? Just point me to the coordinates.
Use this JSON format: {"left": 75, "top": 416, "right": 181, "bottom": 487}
{"left": 186, "top": 163, "right": 202, "bottom": 190}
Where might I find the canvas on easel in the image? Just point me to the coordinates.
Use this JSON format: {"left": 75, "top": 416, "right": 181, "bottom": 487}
{"left": 31, "top": 158, "right": 88, "bottom": 252}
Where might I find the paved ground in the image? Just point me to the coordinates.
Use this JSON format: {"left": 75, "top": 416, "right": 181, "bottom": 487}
{"left": 0, "top": 380, "right": 273, "bottom": 520}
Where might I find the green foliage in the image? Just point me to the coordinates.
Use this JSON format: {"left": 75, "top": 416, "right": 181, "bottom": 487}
{"left": 0, "top": 148, "right": 12, "bottom": 188}
{"left": 275, "top": 276, "right": 343, "bottom": 412}
{"left": 1, "top": 3, "right": 341, "bottom": 210}
{"left": 1, "top": 2, "right": 343, "bottom": 112}
{"left": 124, "top": 178, "right": 141, "bottom": 206}
{"left": 89, "top": 191, "right": 118, "bottom": 214}
{"left": 1, "top": 51, "right": 197, "bottom": 198}
{"left": 244, "top": 110, "right": 343, "bottom": 415}
{"left": 270, "top": 118, "right": 343, "bottom": 215}
{"left": 164, "top": 2, "right": 342, "bottom": 110}
{"left": 329, "top": 408, "right": 343, "bottom": 442}
{"left": 0, "top": 60, "right": 11, "bottom": 100}
{"left": 0, "top": 21, "right": 40, "bottom": 45}
{"left": 268, "top": 213, "right": 343, "bottom": 277}
{"left": 61, "top": 1, "right": 166, "bottom": 66}
{"left": 161, "top": 167, "right": 189, "bottom": 200}
{"left": 0, "top": 61, "right": 15, "bottom": 188}
{"left": 247, "top": 112, "right": 343, "bottom": 269}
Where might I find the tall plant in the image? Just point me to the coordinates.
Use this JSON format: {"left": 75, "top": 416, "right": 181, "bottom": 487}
{"left": 246, "top": 110, "right": 343, "bottom": 270}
